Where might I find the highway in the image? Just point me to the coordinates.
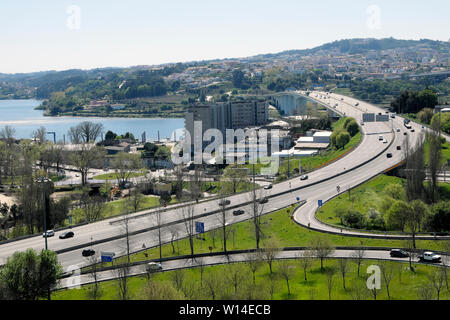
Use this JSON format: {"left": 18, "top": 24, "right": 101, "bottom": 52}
{"left": 59, "top": 248, "right": 449, "bottom": 289}
{"left": 0, "top": 91, "right": 448, "bottom": 273}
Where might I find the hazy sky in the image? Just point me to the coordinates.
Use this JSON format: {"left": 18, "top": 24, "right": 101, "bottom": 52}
{"left": 1, "top": 0, "right": 448, "bottom": 74}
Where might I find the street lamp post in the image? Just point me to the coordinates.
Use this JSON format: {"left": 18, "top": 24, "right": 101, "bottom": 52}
{"left": 36, "top": 177, "right": 50, "bottom": 250}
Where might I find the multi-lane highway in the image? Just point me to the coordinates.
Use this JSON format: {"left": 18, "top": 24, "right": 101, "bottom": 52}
{"left": 0, "top": 91, "right": 448, "bottom": 272}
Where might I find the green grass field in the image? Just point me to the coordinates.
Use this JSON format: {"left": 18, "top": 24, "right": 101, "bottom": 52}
{"left": 53, "top": 258, "right": 449, "bottom": 300}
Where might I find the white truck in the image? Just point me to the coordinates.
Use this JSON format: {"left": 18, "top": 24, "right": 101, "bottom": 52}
{"left": 418, "top": 251, "right": 442, "bottom": 263}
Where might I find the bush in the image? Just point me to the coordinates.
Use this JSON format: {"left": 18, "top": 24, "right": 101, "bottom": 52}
{"left": 345, "top": 120, "right": 360, "bottom": 137}
{"left": 425, "top": 201, "right": 450, "bottom": 232}
{"left": 343, "top": 210, "right": 366, "bottom": 229}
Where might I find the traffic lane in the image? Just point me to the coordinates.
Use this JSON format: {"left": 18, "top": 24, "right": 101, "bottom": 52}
{"left": 58, "top": 249, "right": 447, "bottom": 289}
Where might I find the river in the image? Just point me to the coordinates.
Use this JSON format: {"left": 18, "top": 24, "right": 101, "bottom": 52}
{"left": 0, "top": 100, "right": 185, "bottom": 142}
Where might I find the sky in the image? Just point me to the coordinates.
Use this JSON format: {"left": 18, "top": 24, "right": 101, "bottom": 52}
{"left": 0, "top": 0, "right": 449, "bottom": 74}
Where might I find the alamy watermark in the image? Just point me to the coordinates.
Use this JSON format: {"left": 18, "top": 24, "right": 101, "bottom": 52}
{"left": 366, "top": 265, "right": 381, "bottom": 290}
{"left": 366, "top": 5, "right": 382, "bottom": 30}
{"left": 171, "top": 124, "right": 281, "bottom": 175}
{"left": 66, "top": 5, "right": 81, "bottom": 30}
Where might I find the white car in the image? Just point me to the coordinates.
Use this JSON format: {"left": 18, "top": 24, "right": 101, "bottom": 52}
{"left": 383, "top": 139, "right": 388, "bottom": 144}
{"left": 43, "top": 230, "right": 55, "bottom": 238}
{"left": 146, "top": 262, "right": 163, "bottom": 272}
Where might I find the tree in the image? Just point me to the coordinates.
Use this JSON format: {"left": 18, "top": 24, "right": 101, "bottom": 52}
{"left": 226, "top": 264, "right": 246, "bottom": 297}
{"left": 181, "top": 204, "right": 196, "bottom": 257}
{"left": 216, "top": 194, "right": 231, "bottom": 253}
{"left": 417, "top": 283, "right": 435, "bottom": 300}
{"left": 325, "top": 267, "right": 336, "bottom": 300}
{"left": 70, "top": 144, "right": 105, "bottom": 186}
{"left": 310, "top": 235, "right": 335, "bottom": 270}
{"left": 32, "top": 126, "right": 47, "bottom": 145}
{"left": 262, "top": 236, "right": 281, "bottom": 274}
{"left": 337, "top": 258, "right": 349, "bottom": 290}
{"left": 298, "top": 250, "right": 313, "bottom": 282}
{"left": 351, "top": 247, "right": 365, "bottom": 277}
{"left": 380, "top": 261, "right": 395, "bottom": 300}
{"left": 221, "top": 165, "right": 249, "bottom": 194}
{"left": 170, "top": 269, "right": 185, "bottom": 291}
{"left": 386, "top": 200, "right": 411, "bottom": 232}
{"left": 129, "top": 184, "right": 145, "bottom": 213}
{"left": 204, "top": 271, "right": 222, "bottom": 300}
{"left": 69, "top": 121, "right": 104, "bottom": 143}
{"left": 384, "top": 184, "right": 406, "bottom": 201}
{"left": 427, "top": 118, "right": 442, "bottom": 203}
{"left": 417, "top": 108, "right": 434, "bottom": 124}
{"left": 403, "top": 135, "right": 426, "bottom": 201}
{"left": 139, "top": 281, "right": 185, "bottom": 300}
{"left": 85, "top": 255, "right": 103, "bottom": 300}
{"left": 428, "top": 268, "right": 446, "bottom": 300}
{"left": 246, "top": 252, "right": 263, "bottom": 285}
{"left": 336, "top": 131, "right": 350, "bottom": 149}
{"left": 407, "top": 200, "right": 429, "bottom": 248}
{"left": 345, "top": 120, "right": 359, "bottom": 137}
{"left": 79, "top": 191, "right": 105, "bottom": 223}
{"left": 403, "top": 239, "right": 418, "bottom": 271}
{"left": 0, "top": 249, "right": 62, "bottom": 300}
{"left": 278, "top": 260, "right": 296, "bottom": 296}
{"left": 248, "top": 186, "right": 267, "bottom": 250}
{"left": 111, "top": 152, "right": 143, "bottom": 188}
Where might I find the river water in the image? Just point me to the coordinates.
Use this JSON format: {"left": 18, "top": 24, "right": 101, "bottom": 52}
{"left": 0, "top": 100, "right": 185, "bottom": 142}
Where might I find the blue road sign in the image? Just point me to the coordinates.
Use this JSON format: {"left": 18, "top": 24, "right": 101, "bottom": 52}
{"left": 195, "top": 222, "right": 205, "bottom": 234}
{"left": 296, "top": 197, "right": 300, "bottom": 201}
{"left": 101, "top": 252, "right": 115, "bottom": 263}
{"left": 318, "top": 200, "right": 323, "bottom": 207}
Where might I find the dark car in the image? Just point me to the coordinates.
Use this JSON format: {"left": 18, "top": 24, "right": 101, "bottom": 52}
{"left": 233, "top": 209, "right": 245, "bottom": 216}
{"left": 219, "top": 199, "right": 231, "bottom": 207}
{"left": 411, "top": 129, "right": 415, "bottom": 133}
{"left": 258, "top": 197, "right": 269, "bottom": 204}
{"left": 403, "top": 132, "right": 408, "bottom": 136}
{"left": 396, "top": 146, "right": 401, "bottom": 151}
{"left": 390, "top": 249, "right": 409, "bottom": 258}
{"left": 59, "top": 231, "right": 74, "bottom": 239}
{"left": 82, "top": 249, "right": 95, "bottom": 257}
{"left": 387, "top": 153, "right": 393, "bottom": 158}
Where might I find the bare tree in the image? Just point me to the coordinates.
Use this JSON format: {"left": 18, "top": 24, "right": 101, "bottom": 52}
{"left": 0, "top": 125, "right": 16, "bottom": 146}
{"left": 380, "top": 261, "right": 395, "bottom": 299}
{"left": 181, "top": 204, "right": 196, "bottom": 257}
{"left": 351, "top": 247, "right": 365, "bottom": 277}
{"left": 403, "top": 239, "right": 418, "bottom": 272}
{"left": 427, "top": 118, "right": 442, "bottom": 203}
{"left": 174, "top": 165, "right": 184, "bottom": 200}
{"left": 70, "top": 144, "right": 105, "bottom": 186}
{"left": 337, "top": 258, "right": 349, "bottom": 290}
{"left": 416, "top": 283, "right": 435, "bottom": 300}
{"left": 154, "top": 210, "right": 163, "bottom": 261}
{"left": 262, "top": 237, "right": 281, "bottom": 274}
{"left": 221, "top": 165, "right": 249, "bottom": 194}
{"left": 195, "top": 257, "right": 206, "bottom": 287}
{"left": 111, "top": 153, "right": 143, "bottom": 188}
{"left": 298, "top": 250, "right": 313, "bottom": 282}
{"left": 189, "top": 165, "right": 204, "bottom": 203}
{"left": 170, "top": 269, "right": 185, "bottom": 291}
{"left": 428, "top": 268, "right": 446, "bottom": 300}
{"left": 129, "top": 184, "right": 145, "bottom": 213}
{"left": 278, "top": 260, "right": 296, "bottom": 296}
{"left": 226, "top": 263, "right": 246, "bottom": 297}
{"left": 115, "top": 263, "right": 131, "bottom": 300}
{"left": 85, "top": 255, "right": 103, "bottom": 300}
{"left": 407, "top": 200, "right": 428, "bottom": 249}
{"left": 348, "top": 278, "right": 370, "bottom": 300}
{"left": 70, "top": 121, "right": 104, "bottom": 143}
{"left": 325, "top": 267, "right": 336, "bottom": 300}
{"left": 204, "top": 271, "right": 222, "bottom": 300}
{"left": 246, "top": 252, "right": 263, "bottom": 285}
{"left": 266, "top": 273, "right": 279, "bottom": 300}
{"left": 79, "top": 191, "right": 105, "bottom": 223}
{"left": 310, "top": 235, "right": 335, "bottom": 270}
{"left": 216, "top": 194, "right": 231, "bottom": 253}
{"left": 32, "top": 126, "right": 47, "bottom": 145}
{"left": 168, "top": 225, "right": 179, "bottom": 255}
{"left": 248, "top": 187, "right": 267, "bottom": 250}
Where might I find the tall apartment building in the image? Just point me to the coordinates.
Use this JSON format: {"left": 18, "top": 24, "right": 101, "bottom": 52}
{"left": 184, "top": 99, "right": 269, "bottom": 149}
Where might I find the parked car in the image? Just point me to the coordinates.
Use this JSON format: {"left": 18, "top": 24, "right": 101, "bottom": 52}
{"left": 82, "top": 249, "right": 95, "bottom": 257}
{"left": 390, "top": 249, "right": 409, "bottom": 258}
{"left": 219, "top": 199, "right": 231, "bottom": 206}
{"left": 43, "top": 230, "right": 55, "bottom": 238}
{"left": 258, "top": 198, "right": 269, "bottom": 204}
{"left": 397, "top": 146, "right": 402, "bottom": 151}
{"left": 404, "top": 132, "right": 408, "bottom": 136}
{"left": 233, "top": 209, "right": 245, "bottom": 216}
{"left": 146, "top": 262, "right": 163, "bottom": 272}
{"left": 264, "top": 184, "right": 273, "bottom": 190}
{"left": 59, "top": 231, "right": 74, "bottom": 239}
{"left": 397, "top": 128, "right": 401, "bottom": 133}
{"left": 418, "top": 251, "right": 442, "bottom": 263}
{"left": 300, "top": 175, "right": 309, "bottom": 181}
{"left": 387, "top": 153, "right": 393, "bottom": 158}
{"left": 383, "top": 139, "right": 388, "bottom": 144}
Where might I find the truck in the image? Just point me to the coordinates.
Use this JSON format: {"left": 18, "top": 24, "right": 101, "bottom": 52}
{"left": 418, "top": 251, "right": 442, "bottom": 263}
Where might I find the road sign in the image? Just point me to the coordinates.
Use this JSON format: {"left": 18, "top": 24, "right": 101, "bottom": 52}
{"left": 318, "top": 200, "right": 323, "bottom": 207}
{"left": 101, "top": 252, "right": 115, "bottom": 263}
{"left": 195, "top": 222, "right": 205, "bottom": 234}
{"left": 296, "top": 197, "right": 300, "bottom": 201}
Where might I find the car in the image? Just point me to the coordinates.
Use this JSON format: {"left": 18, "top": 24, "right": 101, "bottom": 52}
{"left": 219, "top": 199, "right": 231, "bottom": 207}
{"left": 403, "top": 132, "right": 408, "bottom": 136}
{"left": 387, "top": 153, "right": 393, "bottom": 158}
{"left": 355, "top": 103, "right": 359, "bottom": 106}
{"left": 264, "top": 184, "right": 273, "bottom": 190}
{"left": 397, "top": 146, "right": 402, "bottom": 151}
{"left": 390, "top": 114, "right": 396, "bottom": 119}
{"left": 233, "top": 209, "right": 245, "bottom": 216}
{"left": 300, "top": 175, "right": 309, "bottom": 181}
{"left": 82, "top": 249, "right": 95, "bottom": 257}
{"left": 378, "top": 135, "right": 384, "bottom": 141}
{"left": 360, "top": 121, "right": 364, "bottom": 126}
{"left": 341, "top": 98, "right": 344, "bottom": 101}
{"left": 59, "top": 231, "right": 74, "bottom": 239}
{"left": 258, "top": 198, "right": 269, "bottom": 204}
{"left": 146, "top": 262, "right": 163, "bottom": 272}
{"left": 418, "top": 251, "right": 442, "bottom": 263}
{"left": 43, "top": 230, "right": 55, "bottom": 238}
{"left": 397, "top": 128, "right": 401, "bottom": 133}
{"left": 390, "top": 249, "right": 409, "bottom": 258}
{"left": 411, "top": 129, "right": 415, "bottom": 133}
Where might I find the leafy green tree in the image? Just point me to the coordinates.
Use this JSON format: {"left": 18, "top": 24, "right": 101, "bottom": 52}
{"left": 336, "top": 131, "right": 350, "bottom": 149}
{"left": 0, "top": 249, "right": 62, "bottom": 300}
{"left": 386, "top": 200, "right": 411, "bottom": 231}
{"left": 345, "top": 120, "right": 360, "bottom": 137}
